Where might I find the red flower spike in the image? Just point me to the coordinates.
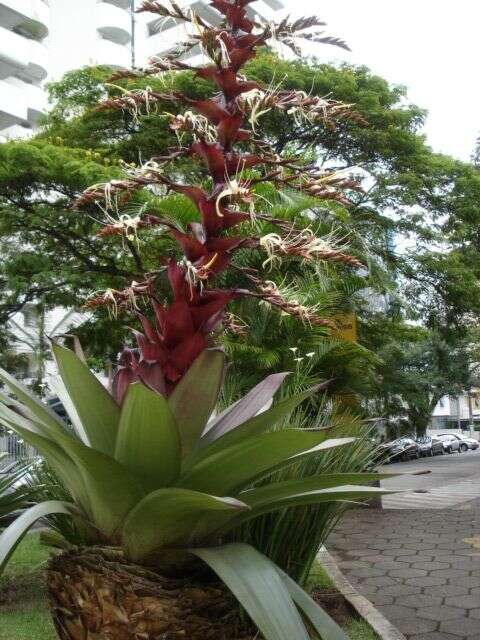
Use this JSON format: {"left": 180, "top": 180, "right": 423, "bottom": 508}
{"left": 191, "top": 141, "right": 227, "bottom": 183}
{"left": 196, "top": 68, "right": 260, "bottom": 101}
{"left": 93, "top": 3, "right": 362, "bottom": 401}
{"left": 210, "top": 0, "right": 254, "bottom": 32}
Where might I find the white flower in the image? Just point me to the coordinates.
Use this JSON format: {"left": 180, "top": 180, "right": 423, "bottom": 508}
{"left": 289, "top": 347, "right": 298, "bottom": 353}
{"left": 306, "top": 352, "right": 315, "bottom": 358}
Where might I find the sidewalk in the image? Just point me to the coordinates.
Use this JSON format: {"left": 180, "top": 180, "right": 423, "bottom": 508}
{"left": 326, "top": 499, "right": 480, "bottom": 639}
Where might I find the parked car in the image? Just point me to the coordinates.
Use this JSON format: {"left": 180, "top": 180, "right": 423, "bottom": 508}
{"left": 462, "top": 437, "right": 479, "bottom": 450}
{"left": 437, "top": 433, "right": 467, "bottom": 453}
{"left": 416, "top": 436, "right": 444, "bottom": 457}
{"left": 379, "top": 438, "right": 420, "bottom": 462}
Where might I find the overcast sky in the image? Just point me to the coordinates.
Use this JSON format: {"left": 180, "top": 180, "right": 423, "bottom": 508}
{"left": 284, "top": 0, "right": 479, "bottom": 162}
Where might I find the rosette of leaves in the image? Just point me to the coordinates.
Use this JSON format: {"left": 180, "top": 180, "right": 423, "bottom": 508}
{"left": 0, "top": 344, "right": 389, "bottom": 639}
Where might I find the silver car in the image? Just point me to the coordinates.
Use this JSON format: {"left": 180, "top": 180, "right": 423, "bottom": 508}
{"left": 437, "top": 433, "right": 467, "bottom": 453}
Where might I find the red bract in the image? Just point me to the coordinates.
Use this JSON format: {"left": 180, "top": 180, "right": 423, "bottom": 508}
{"left": 75, "top": 0, "right": 366, "bottom": 402}
{"left": 112, "top": 262, "right": 235, "bottom": 401}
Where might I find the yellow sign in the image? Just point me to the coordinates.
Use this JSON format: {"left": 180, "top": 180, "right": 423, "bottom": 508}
{"left": 332, "top": 314, "right": 357, "bottom": 342}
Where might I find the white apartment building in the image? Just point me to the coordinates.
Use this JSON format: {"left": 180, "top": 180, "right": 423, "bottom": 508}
{"left": 431, "top": 391, "right": 480, "bottom": 432}
{"left": 0, "top": 0, "right": 49, "bottom": 138}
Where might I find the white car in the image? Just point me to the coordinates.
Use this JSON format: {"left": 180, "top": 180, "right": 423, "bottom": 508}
{"left": 462, "top": 437, "right": 479, "bottom": 451}
{"left": 437, "top": 433, "right": 469, "bottom": 453}
{"left": 437, "top": 434, "right": 462, "bottom": 453}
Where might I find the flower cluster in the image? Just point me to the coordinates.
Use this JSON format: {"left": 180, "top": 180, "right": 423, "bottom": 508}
{"left": 74, "top": 0, "right": 367, "bottom": 400}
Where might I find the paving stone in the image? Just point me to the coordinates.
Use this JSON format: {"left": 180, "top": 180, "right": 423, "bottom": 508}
{"left": 450, "top": 576, "right": 480, "bottom": 588}
{"left": 348, "top": 548, "right": 378, "bottom": 557}
{"left": 393, "top": 618, "right": 438, "bottom": 635}
{"left": 440, "top": 618, "right": 480, "bottom": 636}
{"left": 405, "top": 576, "right": 448, "bottom": 587}
{"left": 448, "top": 559, "right": 480, "bottom": 570}
{"left": 468, "top": 608, "right": 480, "bottom": 619}
{"left": 355, "top": 583, "right": 378, "bottom": 595}
{"left": 373, "top": 560, "right": 410, "bottom": 570}
{"left": 428, "top": 585, "right": 471, "bottom": 598}
{"left": 363, "top": 576, "right": 398, "bottom": 587}
{"left": 429, "top": 569, "right": 470, "bottom": 580}
{"left": 337, "top": 560, "right": 370, "bottom": 569}
{"left": 382, "top": 548, "right": 420, "bottom": 557}
{"left": 395, "top": 594, "right": 443, "bottom": 608}
{"left": 376, "top": 604, "right": 416, "bottom": 619}
{"left": 388, "top": 568, "right": 428, "bottom": 579}
{"left": 367, "top": 593, "right": 395, "bottom": 606}
{"left": 395, "top": 555, "right": 435, "bottom": 564}
{"left": 349, "top": 567, "right": 386, "bottom": 578}
{"left": 381, "top": 584, "right": 423, "bottom": 597}
{"left": 403, "top": 542, "right": 438, "bottom": 551}
{"left": 367, "top": 541, "right": 403, "bottom": 550}
{"left": 417, "top": 606, "right": 467, "bottom": 621}
{"left": 444, "top": 596, "right": 480, "bottom": 610}
{"left": 412, "top": 561, "right": 452, "bottom": 571}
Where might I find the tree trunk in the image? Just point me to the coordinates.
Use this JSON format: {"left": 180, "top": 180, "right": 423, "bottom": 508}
{"left": 47, "top": 548, "right": 253, "bottom": 640}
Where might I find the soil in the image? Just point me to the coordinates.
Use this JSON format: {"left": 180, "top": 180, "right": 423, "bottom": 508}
{"left": 312, "top": 588, "right": 354, "bottom": 627}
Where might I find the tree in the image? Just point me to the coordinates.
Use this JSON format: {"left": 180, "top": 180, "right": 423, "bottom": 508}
{"left": 362, "top": 317, "right": 473, "bottom": 436}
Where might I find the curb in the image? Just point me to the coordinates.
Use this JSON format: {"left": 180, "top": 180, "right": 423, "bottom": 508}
{"left": 317, "top": 547, "right": 407, "bottom": 640}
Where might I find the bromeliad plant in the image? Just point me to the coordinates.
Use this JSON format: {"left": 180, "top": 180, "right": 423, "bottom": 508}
{"left": 0, "top": 346, "right": 388, "bottom": 639}
{"left": 0, "top": 2, "right": 387, "bottom": 639}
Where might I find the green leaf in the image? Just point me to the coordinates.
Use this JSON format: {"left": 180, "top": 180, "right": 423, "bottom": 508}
{"left": 0, "top": 404, "right": 91, "bottom": 515}
{"left": 50, "top": 375, "right": 89, "bottom": 445}
{"left": 52, "top": 342, "right": 120, "bottom": 455}
{"left": 0, "top": 400, "right": 143, "bottom": 537}
{"left": 168, "top": 349, "right": 225, "bottom": 458}
{"left": 0, "top": 501, "right": 78, "bottom": 575}
{"left": 278, "top": 566, "right": 350, "bottom": 640}
{"left": 177, "top": 430, "right": 354, "bottom": 494}
{"left": 191, "top": 543, "right": 310, "bottom": 640}
{"left": 203, "top": 372, "right": 290, "bottom": 442}
{"left": 191, "top": 383, "right": 328, "bottom": 466}
{"left": 50, "top": 431, "right": 145, "bottom": 538}
{"left": 0, "top": 366, "right": 66, "bottom": 435}
{"left": 239, "top": 473, "right": 392, "bottom": 507}
{"left": 122, "top": 488, "right": 248, "bottom": 562}
{"left": 115, "top": 383, "right": 181, "bottom": 491}
{"left": 218, "top": 485, "right": 392, "bottom": 534}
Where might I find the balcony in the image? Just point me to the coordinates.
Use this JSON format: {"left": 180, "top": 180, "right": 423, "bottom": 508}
{"left": 94, "top": 38, "right": 131, "bottom": 69}
{"left": 0, "top": 25, "right": 30, "bottom": 80}
{"left": 0, "top": 77, "right": 46, "bottom": 130}
{"left": 25, "top": 38, "right": 48, "bottom": 81}
{"left": 96, "top": 1, "right": 131, "bottom": 46}
{"left": 0, "top": 26, "right": 48, "bottom": 82}
{"left": 0, "top": 0, "right": 50, "bottom": 40}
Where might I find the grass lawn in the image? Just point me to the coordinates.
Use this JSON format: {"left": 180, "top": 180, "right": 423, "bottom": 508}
{"left": 0, "top": 537, "right": 377, "bottom": 640}
{"left": 0, "top": 534, "right": 56, "bottom": 640}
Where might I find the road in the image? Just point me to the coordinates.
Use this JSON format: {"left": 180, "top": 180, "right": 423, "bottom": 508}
{"left": 380, "top": 449, "right": 480, "bottom": 509}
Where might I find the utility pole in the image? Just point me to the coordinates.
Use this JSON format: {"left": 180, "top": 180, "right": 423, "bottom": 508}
{"left": 130, "top": 0, "right": 136, "bottom": 68}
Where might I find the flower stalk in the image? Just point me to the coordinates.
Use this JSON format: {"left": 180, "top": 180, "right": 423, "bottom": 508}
{"left": 74, "top": 0, "right": 366, "bottom": 401}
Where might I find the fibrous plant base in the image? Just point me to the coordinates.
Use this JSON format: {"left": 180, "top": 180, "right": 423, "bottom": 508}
{"left": 48, "top": 549, "right": 254, "bottom": 640}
